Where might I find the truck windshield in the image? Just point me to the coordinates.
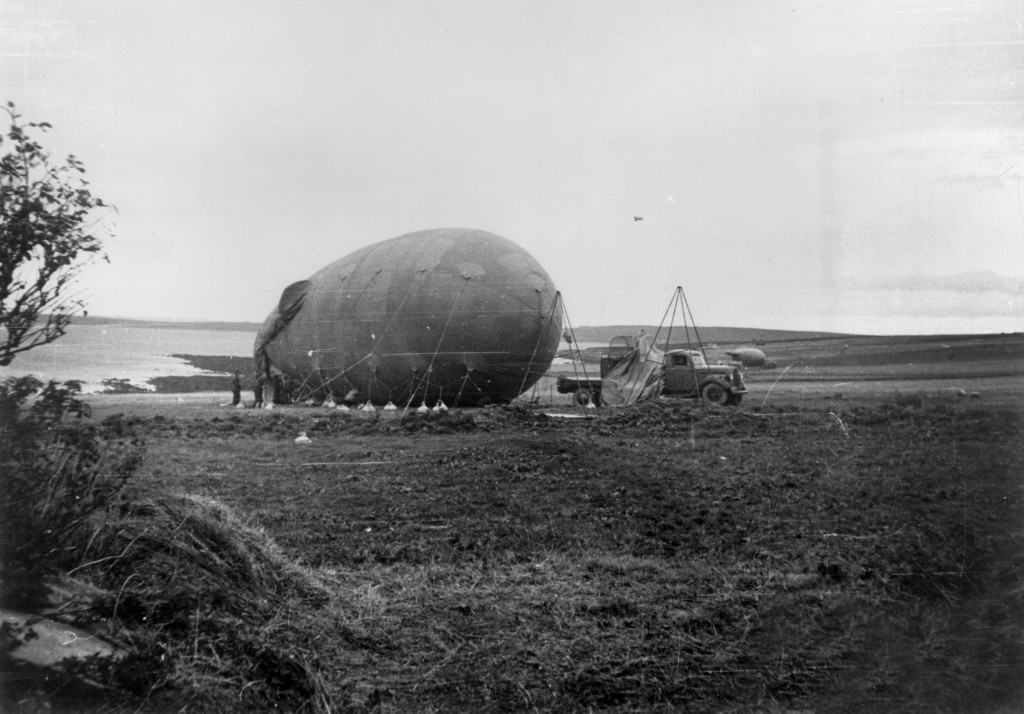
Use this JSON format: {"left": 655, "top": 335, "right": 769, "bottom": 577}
{"left": 669, "top": 352, "right": 707, "bottom": 367}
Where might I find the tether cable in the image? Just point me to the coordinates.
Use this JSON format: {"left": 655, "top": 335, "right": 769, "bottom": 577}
{"left": 403, "top": 277, "right": 469, "bottom": 411}
{"left": 515, "top": 290, "right": 562, "bottom": 399}
{"left": 559, "top": 294, "right": 599, "bottom": 409}
{"left": 318, "top": 268, "right": 422, "bottom": 400}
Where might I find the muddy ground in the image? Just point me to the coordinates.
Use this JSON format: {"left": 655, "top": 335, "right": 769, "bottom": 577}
{"left": 78, "top": 376, "right": 1024, "bottom": 712}
{"left": 15, "top": 331, "right": 1016, "bottom": 712}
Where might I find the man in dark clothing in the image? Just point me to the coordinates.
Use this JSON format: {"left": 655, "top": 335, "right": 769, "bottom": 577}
{"left": 253, "top": 375, "right": 265, "bottom": 409}
{"left": 231, "top": 371, "right": 242, "bottom": 406}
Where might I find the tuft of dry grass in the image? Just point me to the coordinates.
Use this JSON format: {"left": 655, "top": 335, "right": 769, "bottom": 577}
{"left": 59, "top": 493, "right": 336, "bottom": 712}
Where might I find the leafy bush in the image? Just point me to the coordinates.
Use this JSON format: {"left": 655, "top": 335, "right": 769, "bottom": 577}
{"left": 0, "top": 375, "right": 144, "bottom": 608}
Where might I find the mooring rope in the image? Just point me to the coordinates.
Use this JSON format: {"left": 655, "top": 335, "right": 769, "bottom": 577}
{"left": 559, "top": 294, "right": 599, "bottom": 409}
{"left": 402, "top": 278, "right": 469, "bottom": 411}
{"left": 515, "top": 290, "right": 562, "bottom": 399}
{"left": 316, "top": 268, "right": 424, "bottom": 400}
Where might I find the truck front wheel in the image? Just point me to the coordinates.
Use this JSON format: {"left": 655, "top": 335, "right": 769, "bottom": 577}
{"left": 701, "top": 382, "right": 730, "bottom": 406}
{"left": 575, "top": 388, "right": 594, "bottom": 406}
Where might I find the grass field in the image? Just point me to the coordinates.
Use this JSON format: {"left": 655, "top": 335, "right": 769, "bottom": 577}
{"left": 6, "top": 332, "right": 1024, "bottom": 712}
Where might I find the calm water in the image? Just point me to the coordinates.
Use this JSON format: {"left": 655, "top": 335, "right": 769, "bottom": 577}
{"left": 0, "top": 325, "right": 256, "bottom": 392}
{"left": 0, "top": 328, "right": 605, "bottom": 393}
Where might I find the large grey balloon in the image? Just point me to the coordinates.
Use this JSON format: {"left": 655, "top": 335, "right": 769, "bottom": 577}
{"left": 255, "top": 228, "right": 562, "bottom": 406}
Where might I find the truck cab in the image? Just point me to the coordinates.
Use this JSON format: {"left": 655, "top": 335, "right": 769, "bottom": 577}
{"left": 660, "top": 349, "right": 746, "bottom": 405}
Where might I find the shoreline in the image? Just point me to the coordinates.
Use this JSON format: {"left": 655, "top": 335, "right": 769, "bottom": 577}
{"left": 94, "top": 354, "right": 257, "bottom": 395}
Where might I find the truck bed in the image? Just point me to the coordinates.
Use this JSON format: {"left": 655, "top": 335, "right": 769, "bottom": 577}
{"left": 556, "top": 374, "right": 602, "bottom": 394}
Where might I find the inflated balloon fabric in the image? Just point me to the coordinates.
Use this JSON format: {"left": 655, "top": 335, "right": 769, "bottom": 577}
{"left": 255, "top": 228, "right": 562, "bottom": 406}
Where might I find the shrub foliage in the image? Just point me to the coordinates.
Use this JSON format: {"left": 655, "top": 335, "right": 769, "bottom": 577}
{"left": 0, "top": 102, "right": 111, "bottom": 366}
{"left": 0, "top": 376, "right": 144, "bottom": 608}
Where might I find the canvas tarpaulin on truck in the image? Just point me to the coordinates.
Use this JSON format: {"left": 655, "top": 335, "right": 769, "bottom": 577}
{"left": 600, "top": 333, "right": 665, "bottom": 406}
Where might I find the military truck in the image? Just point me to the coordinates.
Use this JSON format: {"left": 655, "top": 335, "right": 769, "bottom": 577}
{"left": 556, "top": 335, "right": 747, "bottom": 406}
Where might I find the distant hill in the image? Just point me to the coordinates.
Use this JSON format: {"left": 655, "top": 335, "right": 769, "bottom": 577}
{"left": 67, "top": 315, "right": 263, "bottom": 332}
{"left": 567, "top": 325, "right": 848, "bottom": 345}
{"left": 64, "top": 316, "right": 847, "bottom": 342}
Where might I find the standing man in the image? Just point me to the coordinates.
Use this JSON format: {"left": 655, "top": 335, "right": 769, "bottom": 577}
{"left": 272, "top": 374, "right": 284, "bottom": 404}
{"left": 253, "top": 375, "right": 265, "bottom": 409}
{"left": 231, "top": 371, "right": 242, "bottom": 407}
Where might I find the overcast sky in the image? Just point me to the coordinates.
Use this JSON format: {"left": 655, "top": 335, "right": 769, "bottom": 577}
{"left": 2, "top": 0, "right": 1022, "bottom": 334}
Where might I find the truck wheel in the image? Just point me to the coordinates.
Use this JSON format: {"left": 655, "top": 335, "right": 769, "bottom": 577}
{"left": 701, "top": 382, "right": 730, "bottom": 406}
{"left": 575, "top": 388, "right": 593, "bottom": 406}
{"left": 727, "top": 393, "right": 744, "bottom": 406}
